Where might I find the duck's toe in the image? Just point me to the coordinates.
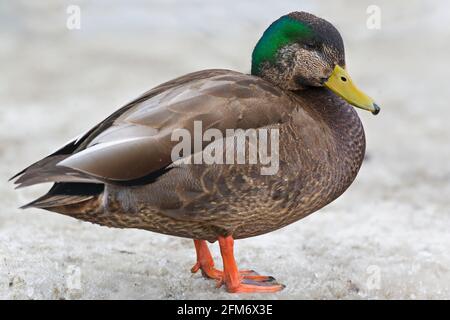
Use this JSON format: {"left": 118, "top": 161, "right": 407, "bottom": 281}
{"left": 240, "top": 272, "right": 277, "bottom": 283}
{"left": 192, "top": 264, "right": 276, "bottom": 284}
{"left": 226, "top": 279, "right": 285, "bottom": 293}
{"left": 216, "top": 271, "right": 284, "bottom": 292}
{"left": 191, "top": 262, "right": 222, "bottom": 280}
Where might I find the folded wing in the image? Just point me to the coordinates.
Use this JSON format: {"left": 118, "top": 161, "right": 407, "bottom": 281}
{"left": 12, "top": 69, "right": 297, "bottom": 187}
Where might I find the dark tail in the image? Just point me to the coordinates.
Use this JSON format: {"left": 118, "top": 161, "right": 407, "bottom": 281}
{"left": 21, "top": 182, "right": 104, "bottom": 209}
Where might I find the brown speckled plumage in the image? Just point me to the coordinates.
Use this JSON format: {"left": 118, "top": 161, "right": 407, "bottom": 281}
{"left": 11, "top": 12, "right": 375, "bottom": 292}
{"left": 17, "top": 72, "right": 365, "bottom": 242}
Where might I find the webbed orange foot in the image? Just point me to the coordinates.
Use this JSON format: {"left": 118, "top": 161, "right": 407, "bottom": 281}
{"left": 191, "top": 240, "right": 276, "bottom": 284}
{"left": 224, "top": 280, "right": 285, "bottom": 293}
{"left": 191, "top": 238, "right": 285, "bottom": 293}
{"left": 217, "top": 236, "right": 285, "bottom": 293}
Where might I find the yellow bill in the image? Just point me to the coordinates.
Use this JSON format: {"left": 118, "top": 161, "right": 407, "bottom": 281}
{"left": 324, "top": 65, "right": 380, "bottom": 115}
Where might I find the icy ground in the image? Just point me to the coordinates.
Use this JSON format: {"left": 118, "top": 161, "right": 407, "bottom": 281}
{"left": 1, "top": 0, "right": 449, "bottom": 299}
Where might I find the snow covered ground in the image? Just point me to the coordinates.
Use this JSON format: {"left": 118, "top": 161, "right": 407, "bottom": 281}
{"left": 1, "top": 0, "right": 449, "bottom": 299}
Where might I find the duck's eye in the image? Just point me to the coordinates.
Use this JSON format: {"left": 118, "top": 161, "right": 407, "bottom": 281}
{"left": 304, "top": 42, "right": 315, "bottom": 50}
{"left": 340, "top": 76, "right": 347, "bottom": 82}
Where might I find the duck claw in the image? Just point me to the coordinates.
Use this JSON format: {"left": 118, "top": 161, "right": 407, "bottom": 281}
{"left": 190, "top": 262, "right": 201, "bottom": 273}
{"left": 215, "top": 279, "right": 224, "bottom": 288}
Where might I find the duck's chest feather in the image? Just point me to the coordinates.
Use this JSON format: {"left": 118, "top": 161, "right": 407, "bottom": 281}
{"left": 101, "top": 88, "right": 365, "bottom": 240}
{"left": 263, "top": 89, "right": 366, "bottom": 232}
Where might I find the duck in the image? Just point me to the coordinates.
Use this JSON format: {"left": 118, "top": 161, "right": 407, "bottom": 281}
{"left": 11, "top": 11, "right": 379, "bottom": 293}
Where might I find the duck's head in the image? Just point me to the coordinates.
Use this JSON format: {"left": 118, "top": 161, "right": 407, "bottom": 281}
{"left": 251, "top": 12, "right": 380, "bottom": 115}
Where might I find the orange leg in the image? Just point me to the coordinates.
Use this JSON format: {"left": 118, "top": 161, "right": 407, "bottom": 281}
{"left": 191, "top": 238, "right": 285, "bottom": 293}
{"left": 191, "top": 240, "right": 277, "bottom": 285}
{"left": 218, "top": 235, "right": 285, "bottom": 293}
{"left": 191, "top": 239, "right": 222, "bottom": 279}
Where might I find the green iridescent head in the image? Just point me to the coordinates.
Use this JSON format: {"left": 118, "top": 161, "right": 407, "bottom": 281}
{"left": 251, "top": 12, "right": 345, "bottom": 90}
{"left": 251, "top": 12, "right": 380, "bottom": 114}
{"left": 251, "top": 15, "right": 314, "bottom": 75}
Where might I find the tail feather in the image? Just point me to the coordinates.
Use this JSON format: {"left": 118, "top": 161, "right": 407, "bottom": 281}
{"left": 10, "top": 135, "right": 83, "bottom": 182}
{"left": 21, "top": 194, "right": 95, "bottom": 209}
{"left": 10, "top": 156, "right": 66, "bottom": 182}
{"left": 11, "top": 155, "right": 100, "bottom": 188}
{"left": 21, "top": 182, "right": 104, "bottom": 209}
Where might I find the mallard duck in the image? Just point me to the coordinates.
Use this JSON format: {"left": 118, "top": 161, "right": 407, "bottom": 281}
{"left": 11, "top": 11, "right": 379, "bottom": 293}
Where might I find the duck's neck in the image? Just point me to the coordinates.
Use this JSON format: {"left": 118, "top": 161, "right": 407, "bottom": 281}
{"left": 297, "top": 87, "right": 365, "bottom": 146}
{"left": 290, "top": 87, "right": 366, "bottom": 189}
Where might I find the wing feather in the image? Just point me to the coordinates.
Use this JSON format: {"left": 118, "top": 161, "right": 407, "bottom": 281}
{"left": 12, "top": 69, "right": 297, "bottom": 186}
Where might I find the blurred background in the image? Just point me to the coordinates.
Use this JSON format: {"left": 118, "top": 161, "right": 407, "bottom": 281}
{"left": 1, "top": 0, "right": 449, "bottom": 299}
